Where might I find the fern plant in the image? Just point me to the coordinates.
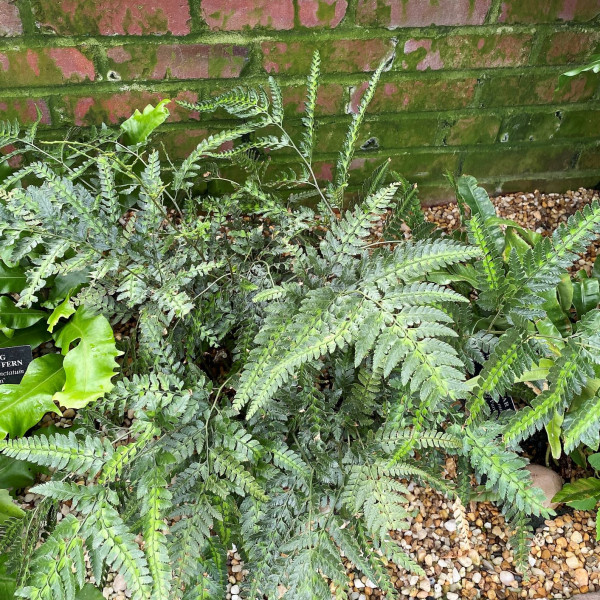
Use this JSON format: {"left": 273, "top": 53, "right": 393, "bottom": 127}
{"left": 0, "top": 53, "right": 557, "bottom": 599}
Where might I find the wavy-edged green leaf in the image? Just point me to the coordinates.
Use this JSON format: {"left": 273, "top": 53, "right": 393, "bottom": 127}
{"left": 0, "top": 321, "right": 51, "bottom": 349}
{"left": 0, "top": 297, "right": 45, "bottom": 330}
{"left": 0, "top": 261, "right": 25, "bottom": 294}
{"left": 0, "top": 489, "right": 25, "bottom": 522}
{"left": 53, "top": 307, "right": 120, "bottom": 409}
{"left": 121, "top": 100, "right": 171, "bottom": 145}
{"left": 0, "top": 353, "right": 63, "bottom": 438}
{"left": 47, "top": 296, "right": 75, "bottom": 333}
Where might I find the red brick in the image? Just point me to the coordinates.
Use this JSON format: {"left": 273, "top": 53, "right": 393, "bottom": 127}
{"left": 55, "top": 90, "right": 198, "bottom": 127}
{"left": 32, "top": 0, "right": 191, "bottom": 35}
{"left": 201, "top": 0, "right": 294, "bottom": 30}
{"left": 399, "top": 33, "right": 533, "bottom": 71}
{"left": 298, "top": 0, "right": 347, "bottom": 27}
{"left": 281, "top": 83, "right": 346, "bottom": 117}
{"left": 106, "top": 44, "right": 248, "bottom": 81}
{"left": 356, "top": 0, "right": 492, "bottom": 27}
{"left": 0, "top": 98, "right": 51, "bottom": 125}
{"left": 479, "top": 71, "right": 597, "bottom": 107}
{"left": 262, "top": 39, "right": 392, "bottom": 75}
{"left": 498, "top": 0, "right": 600, "bottom": 23}
{"left": 0, "top": 1, "right": 22, "bottom": 36}
{"left": 348, "top": 78, "right": 478, "bottom": 114}
{"left": 538, "top": 30, "right": 600, "bottom": 65}
{"left": 0, "top": 47, "right": 94, "bottom": 88}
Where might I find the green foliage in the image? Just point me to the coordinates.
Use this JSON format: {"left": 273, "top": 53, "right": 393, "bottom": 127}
{"left": 0, "top": 52, "right": 585, "bottom": 599}
{"left": 121, "top": 100, "right": 171, "bottom": 146}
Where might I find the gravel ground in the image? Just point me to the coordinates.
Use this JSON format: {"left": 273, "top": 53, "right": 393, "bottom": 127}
{"left": 15, "top": 188, "right": 600, "bottom": 600}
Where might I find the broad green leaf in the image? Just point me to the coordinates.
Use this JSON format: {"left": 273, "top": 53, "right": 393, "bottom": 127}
{"left": 0, "top": 454, "right": 37, "bottom": 490}
{"left": 0, "top": 488, "right": 25, "bottom": 522}
{"left": 75, "top": 584, "right": 105, "bottom": 600}
{"left": 47, "top": 296, "right": 75, "bottom": 333}
{"left": 0, "top": 353, "right": 63, "bottom": 438}
{"left": 557, "top": 273, "right": 573, "bottom": 312}
{"left": 53, "top": 307, "right": 120, "bottom": 409}
{"left": 0, "top": 321, "right": 51, "bottom": 350}
{"left": 572, "top": 276, "right": 600, "bottom": 318}
{"left": 568, "top": 497, "right": 598, "bottom": 510}
{"left": 121, "top": 99, "right": 171, "bottom": 145}
{"left": 47, "top": 270, "right": 89, "bottom": 305}
{"left": 589, "top": 453, "right": 600, "bottom": 470}
{"left": 0, "top": 555, "right": 16, "bottom": 600}
{"left": 552, "top": 477, "right": 600, "bottom": 504}
{"left": 0, "top": 297, "right": 45, "bottom": 330}
{"left": 0, "top": 261, "right": 25, "bottom": 294}
{"left": 545, "top": 410, "right": 563, "bottom": 460}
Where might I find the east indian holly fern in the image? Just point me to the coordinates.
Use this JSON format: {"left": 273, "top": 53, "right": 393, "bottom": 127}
{"left": 0, "top": 51, "right": 585, "bottom": 600}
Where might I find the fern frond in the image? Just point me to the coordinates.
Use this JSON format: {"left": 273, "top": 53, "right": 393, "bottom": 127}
{"left": 300, "top": 51, "right": 320, "bottom": 161}
{"left": 563, "top": 389, "right": 600, "bottom": 453}
{"left": 0, "top": 432, "right": 113, "bottom": 477}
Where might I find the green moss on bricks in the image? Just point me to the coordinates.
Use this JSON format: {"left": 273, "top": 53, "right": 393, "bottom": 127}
{"left": 556, "top": 110, "right": 600, "bottom": 139}
{"left": 446, "top": 115, "right": 501, "bottom": 145}
{"left": 499, "top": 112, "right": 561, "bottom": 143}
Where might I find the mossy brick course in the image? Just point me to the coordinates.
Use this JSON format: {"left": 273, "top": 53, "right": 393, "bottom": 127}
{"left": 106, "top": 44, "right": 249, "bottom": 81}
{"left": 356, "top": 0, "right": 492, "bottom": 27}
{"left": 479, "top": 72, "right": 597, "bottom": 107}
{"left": 499, "top": 112, "right": 562, "bottom": 143}
{"left": 446, "top": 115, "right": 502, "bottom": 145}
{"left": 498, "top": 0, "right": 600, "bottom": 24}
{"left": 54, "top": 91, "right": 198, "bottom": 126}
{"left": 397, "top": 33, "right": 534, "bottom": 71}
{"left": 0, "top": 1, "right": 22, "bottom": 36}
{"left": 297, "top": 0, "right": 348, "bottom": 28}
{"left": 262, "top": 39, "right": 393, "bottom": 75}
{"left": 32, "top": 0, "right": 191, "bottom": 35}
{"left": 0, "top": 47, "right": 95, "bottom": 88}
{"left": 201, "top": 0, "right": 295, "bottom": 30}
{"left": 538, "top": 30, "right": 600, "bottom": 65}
{"left": 462, "top": 146, "right": 576, "bottom": 178}
{"left": 556, "top": 110, "right": 600, "bottom": 138}
{"left": 353, "top": 78, "right": 479, "bottom": 114}
{"left": 0, "top": 98, "right": 50, "bottom": 125}
{"left": 1, "top": 0, "right": 599, "bottom": 202}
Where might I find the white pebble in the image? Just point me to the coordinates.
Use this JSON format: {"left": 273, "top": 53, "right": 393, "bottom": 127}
{"left": 113, "top": 574, "right": 127, "bottom": 592}
{"left": 571, "top": 531, "right": 583, "bottom": 544}
{"left": 354, "top": 579, "right": 365, "bottom": 589}
{"left": 458, "top": 556, "right": 472, "bottom": 568}
{"left": 444, "top": 520, "right": 457, "bottom": 532}
{"left": 472, "top": 572, "right": 482, "bottom": 584}
{"left": 447, "top": 593, "right": 459, "bottom": 600}
{"left": 499, "top": 571, "right": 515, "bottom": 586}
{"left": 230, "top": 585, "right": 240, "bottom": 595}
{"left": 365, "top": 579, "right": 377, "bottom": 589}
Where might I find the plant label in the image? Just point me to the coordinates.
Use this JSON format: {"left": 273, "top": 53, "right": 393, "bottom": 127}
{"left": 0, "top": 345, "right": 33, "bottom": 384}
{"left": 486, "top": 396, "right": 516, "bottom": 418}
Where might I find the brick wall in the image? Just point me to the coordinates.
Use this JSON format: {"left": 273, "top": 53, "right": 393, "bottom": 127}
{"left": 1, "top": 0, "right": 599, "bottom": 203}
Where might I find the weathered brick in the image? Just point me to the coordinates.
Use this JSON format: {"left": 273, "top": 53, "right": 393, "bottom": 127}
{"left": 33, "top": 0, "right": 191, "bottom": 35}
{"left": 282, "top": 83, "right": 346, "bottom": 117}
{"left": 498, "top": 112, "right": 562, "bottom": 143}
{"left": 446, "top": 115, "right": 501, "bottom": 145}
{"left": 201, "top": 0, "right": 294, "bottom": 30}
{"left": 0, "top": 98, "right": 51, "bottom": 125}
{"left": 0, "top": 47, "right": 95, "bottom": 88}
{"left": 462, "top": 146, "right": 575, "bottom": 178}
{"left": 0, "top": 1, "right": 22, "bottom": 36}
{"left": 262, "top": 39, "right": 392, "bottom": 75}
{"left": 498, "top": 0, "right": 600, "bottom": 23}
{"left": 398, "top": 33, "right": 533, "bottom": 71}
{"left": 310, "top": 115, "right": 439, "bottom": 153}
{"left": 556, "top": 110, "right": 600, "bottom": 138}
{"left": 479, "top": 72, "right": 597, "bottom": 107}
{"left": 578, "top": 146, "right": 600, "bottom": 169}
{"left": 340, "top": 151, "right": 458, "bottom": 184}
{"left": 349, "top": 77, "right": 478, "bottom": 114}
{"left": 54, "top": 91, "right": 198, "bottom": 127}
{"left": 494, "top": 174, "right": 600, "bottom": 194}
{"left": 538, "top": 30, "right": 600, "bottom": 65}
{"left": 298, "top": 0, "right": 347, "bottom": 27}
{"left": 356, "top": 0, "right": 492, "bottom": 27}
{"left": 106, "top": 44, "right": 248, "bottom": 81}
